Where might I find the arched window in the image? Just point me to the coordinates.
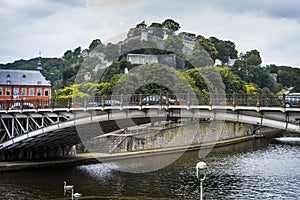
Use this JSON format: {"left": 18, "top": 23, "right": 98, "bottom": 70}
{"left": 7, "top": 74, "right": 10, "bottom": 78}
{"left": 22, "top": 75, "right": 26, "bottom": 78}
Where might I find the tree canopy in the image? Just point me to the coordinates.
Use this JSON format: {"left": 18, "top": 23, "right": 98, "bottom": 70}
{"left": 162, "top": 19, "right": 181, "bottom": 35}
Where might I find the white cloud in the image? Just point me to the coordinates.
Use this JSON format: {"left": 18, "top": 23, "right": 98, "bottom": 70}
{"left": 0, "top": 0, "right": 300, "bottom": 67}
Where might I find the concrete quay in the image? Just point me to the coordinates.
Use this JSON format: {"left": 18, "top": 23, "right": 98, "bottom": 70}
{"left": 0, "top": 134, "right": 259, "bottom": 173}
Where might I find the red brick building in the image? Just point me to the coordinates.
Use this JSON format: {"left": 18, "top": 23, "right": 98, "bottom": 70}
{"left": 0, "top": 69, "right": 51, "bottom": 104}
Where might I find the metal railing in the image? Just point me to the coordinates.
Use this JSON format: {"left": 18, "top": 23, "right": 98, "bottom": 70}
{"left": 0, "top": 93, "right": 287, "bottom": 110}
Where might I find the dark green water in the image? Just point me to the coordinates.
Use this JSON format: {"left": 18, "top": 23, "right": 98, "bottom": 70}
{"left": 0, "top": 131, "right": 299, "bottom": 199}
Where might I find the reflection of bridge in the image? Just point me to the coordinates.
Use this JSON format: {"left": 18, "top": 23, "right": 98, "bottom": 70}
{"left": 0, "top": 94, "right": 299, "bottom": 161}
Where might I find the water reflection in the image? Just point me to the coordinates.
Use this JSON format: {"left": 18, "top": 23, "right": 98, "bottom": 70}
{"left": 275, "top": 137, "right": 300, "bottom": 143}
{"left": 0, "top": 132, "right": 299, "bottom": 199}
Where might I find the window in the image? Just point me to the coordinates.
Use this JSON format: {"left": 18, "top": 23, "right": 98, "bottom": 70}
{"left": 44, "top": 89, "right": 49, "bottom": 96}
{"left": 0, "top": 88, "right": 2, "bottom": 95}
{"left": 7, "top": 74, "right": 10, "bottom": 78}
{"left": 22, "top": 88, "right": 27, "bottom": 96}
{"left": 22, "top": 75, "right": 26, "bottom": 78}
{"left": 29, "top": 88, "right": 34, "bottom": 96}
{"left": 37, "top": 88, "right": 42, "bottom": 96}
{"left": 6, "top": 80, "right": 11, "bottom": 85}
{"left": 37, "top": 81, "right": 42, "bottom": 85}
{"left": 6, "top": 88, "right": 11, "bottom": 96}
{"left": 13, "top": 88, "right": 19, "bottom": 98}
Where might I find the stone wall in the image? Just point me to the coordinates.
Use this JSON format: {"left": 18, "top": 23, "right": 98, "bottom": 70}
{"left": 116, "top": 121, "right": 251, "bottom": 152}
{"left": 127, "top": 54, "right": 159, "bottom": 65}
{"left": 127, "top": 53, "right": 185, "bottom": 70}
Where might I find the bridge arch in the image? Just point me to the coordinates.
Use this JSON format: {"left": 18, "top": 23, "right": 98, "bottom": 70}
{"left": 0, "top": 106, "right": 299, "bottom": 160}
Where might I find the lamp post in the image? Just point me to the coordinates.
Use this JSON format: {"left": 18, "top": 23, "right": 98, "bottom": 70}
{"left": 196, "top": 161, "right": 207, "bottom": 200}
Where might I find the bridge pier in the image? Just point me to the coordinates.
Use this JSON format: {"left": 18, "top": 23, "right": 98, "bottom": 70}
{"left": 0, "top": 145, "right": 76, "bottom": 161}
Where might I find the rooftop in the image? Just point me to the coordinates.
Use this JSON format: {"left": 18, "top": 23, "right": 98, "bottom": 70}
{"left": 0, "top": 69, "right": 51, "bottom": 86}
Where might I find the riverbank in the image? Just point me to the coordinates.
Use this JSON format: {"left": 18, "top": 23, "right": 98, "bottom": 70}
{"left": 0, "top": 133, "right": 263, "bottom": 173}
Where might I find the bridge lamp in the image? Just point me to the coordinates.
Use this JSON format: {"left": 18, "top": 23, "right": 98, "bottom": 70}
{"left": 196, "top": 161, "right": 208, "bottom": 200}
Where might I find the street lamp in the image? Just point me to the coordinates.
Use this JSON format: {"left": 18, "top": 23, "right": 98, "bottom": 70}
{"left": 196, "top": 161, "right": 208, "bottom": 200}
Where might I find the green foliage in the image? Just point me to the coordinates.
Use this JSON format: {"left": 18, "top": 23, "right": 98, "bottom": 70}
{"left": 120, "top": 39, "right": 158, "bottom": 56}
{"left": 245, "top": 83, "right": 258, "bottom": 94}
{"left": 73, "top": 47, "right": 81, "bottom": 57}
{"left": 164, "top": 35, "right": 184, "bottom": 56}
{"left": 240, "top": 49, "right": 262, "bottom": 65}
{"left": 54, "top": 82, "right": 106, "bottom": 98}
{"left": 162, "top": 19, "right": 181, "bottom": 35}
{"left": 104, "top": 43, "right": 120, "bottom": 61}
{"left": 54, "top": 85, "right": 89, "bottom": 98}
{"left": 217, "top": 67, "right": 246, "bottom": 94}
{"left": 183, "top": 68, "right": 208, "bottom": 93}
{"left": 185, "top": 49, "right": 214, "bottom": 68}
{"left": 89, "top": 39, "right": 105, "bottom": 52}
{"left": 210, "top": 37, "right": 238, "bottom": 65}
{"left": 63, "top": 50, "right": 73, "bottom": 60}
{"left": 100, "top": 61, "right": 123, "bottom": 82}
{"left": 113, "top": 63, "right": 193, "bottom": 95}
{"left": 149, "top": 22, "right": 164, "bottom": 38}
{"left": 75, "top": 55, "right": 102, "bottom": 83}
{"left": 3, "top": 18, "right": 300, "bottom": 97}
{"left": 178, "top": 32, "right": 196, "bottom": 41}
{"left": 195, "top": 38, "right": 218, "bottom": 61}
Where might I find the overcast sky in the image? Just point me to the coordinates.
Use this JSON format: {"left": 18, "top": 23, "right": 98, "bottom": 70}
{"left": 1, "top": 0, "right": 300, "bottom": 67}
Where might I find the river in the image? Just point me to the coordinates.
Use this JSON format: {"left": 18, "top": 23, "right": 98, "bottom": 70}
{"left": 0, "top": 131, "right": 299, "bottom": 199}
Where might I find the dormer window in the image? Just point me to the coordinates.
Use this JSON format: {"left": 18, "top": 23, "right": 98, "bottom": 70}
{"left": 37, "top": 81, "right": 42, "bottom": 85}
{"left": 7, "top": 74, "right": 10, "bottom": 78}
{"left": 6, "top": 80, "right": 11, "bottom": 85}
{"left": 22, "top": 75, "right": 26, "bottom": 78}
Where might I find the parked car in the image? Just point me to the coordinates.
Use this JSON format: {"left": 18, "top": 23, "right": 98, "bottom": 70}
{"left": 10, "top": 102, "right": 35, "bottom": 110}
{"left": 285, "top": 93, "right": 300, "bottom": 107}
{"left": 104, "top": 100, "right": 121, "bottom": 106}
{"left": 142, "top": 95, "right": 175, "bottom": 105}
{"left": 87, "top": 102, "right": 101, "bottom": 107}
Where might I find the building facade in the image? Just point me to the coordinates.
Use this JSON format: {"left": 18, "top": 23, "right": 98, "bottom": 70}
{"left": 0, "top": 69, "right": 51, "bottom": 103}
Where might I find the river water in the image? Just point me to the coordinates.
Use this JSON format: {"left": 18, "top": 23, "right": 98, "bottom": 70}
{"left": 0, "top": 131, "right": 299, "bottom": 199}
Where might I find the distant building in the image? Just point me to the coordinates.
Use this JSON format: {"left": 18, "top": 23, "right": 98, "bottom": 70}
{"left": 123, "top": 21, "right": 195, "bottom": 53}
{"left": 0, "top": 54, "right": 51, "bottom": 106}
{"left": 0, "top": 69, "right": 51, "bottom": 102}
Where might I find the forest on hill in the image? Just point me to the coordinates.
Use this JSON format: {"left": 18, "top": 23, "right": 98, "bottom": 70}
{"left": 1, "top": 19, "right": 299, "bottom": 98}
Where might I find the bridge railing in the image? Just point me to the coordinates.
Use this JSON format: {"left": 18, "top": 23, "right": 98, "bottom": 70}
{"left": 0, "top": 93, "right": 287, "bottom": 110}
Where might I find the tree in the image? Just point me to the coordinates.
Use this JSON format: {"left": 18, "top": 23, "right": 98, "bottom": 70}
{"left": 185, "top": 49, "right": 214, "bottom": 68}
{"left": 89, "top": 39, "right": 105, "bottom": 52}
{"left": 241, "top": 49, "right": 262, "bottom": 65}
{"left": 113, "top": 63, "right": 193, "bottom": 95}
{"left": 73, "top": 46, "right": 81, "bottom": 57}
{"left": 149, "top": 22, "right": 164, "bottom": 38}
{"left": 183, "top": 68, "right": 208, "bottom": 91}
{"left": 178, "top": 32, "right": 196, "bottom": 41}
{"left": 210, "top": 37, "right": 238, "bottom": 65}
{"left": 231, "top": 49, "right": 276, "bottom": 91}
{"left": 121, "top": 39, "right": 142, "bottom": 55}
{"left": 164, "top": 35, "right": 184, "bottom": 56}
{"left": 162, "top": 19, "right": 181, "bottom": 35}
{"left": 63, "top": 50, "right": 73, "bottom": 60}
{"left": 195, "top": 38, "right": 218, "bottom": 61}
{"left": 278, "top": 69, "right": 293, "bottom": 87}
{"left": 100, "top": 61, "right": 123, "bottom": 82}
{"left": 217, "top": 67, "right": 246, "bottom": 93}
{"left": 104, "top": 43, "right": 120, "bottom": 61}
{"left": 62, "top": 67, "right": 77, "bottom": 85}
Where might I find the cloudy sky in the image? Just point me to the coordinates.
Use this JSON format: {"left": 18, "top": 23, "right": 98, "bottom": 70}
{"left": 1, "top": 0, "right": 300, "bottom": 67}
